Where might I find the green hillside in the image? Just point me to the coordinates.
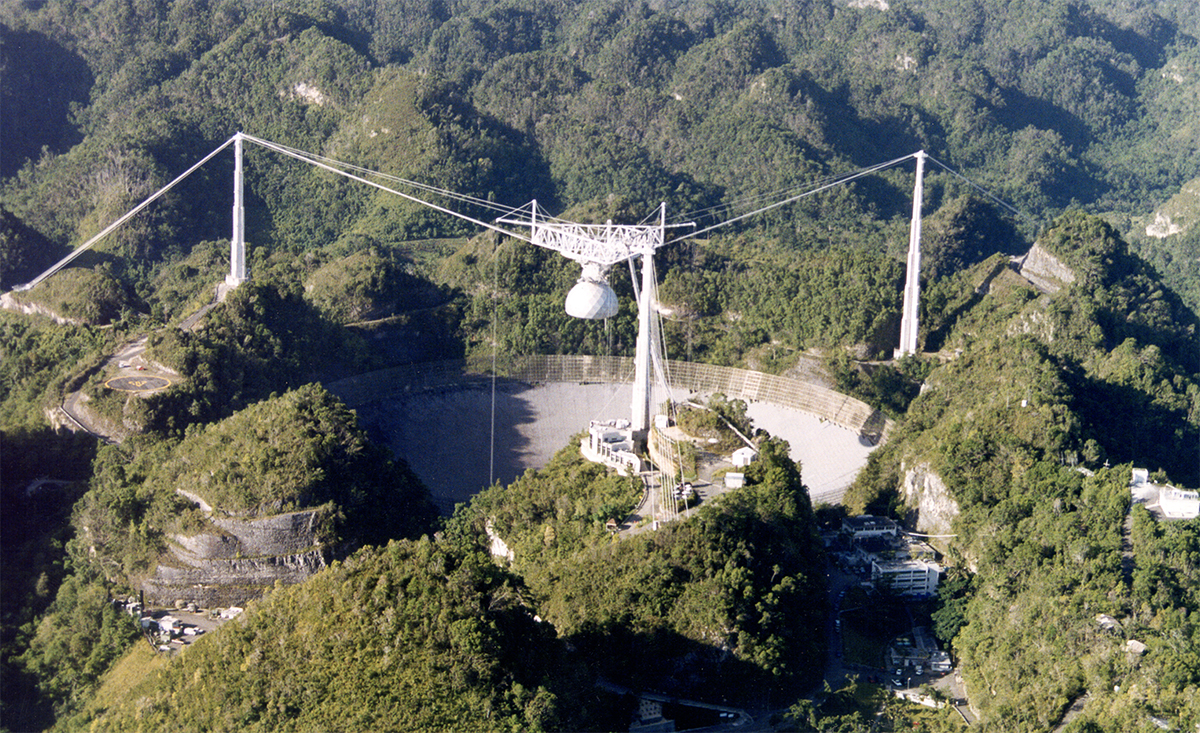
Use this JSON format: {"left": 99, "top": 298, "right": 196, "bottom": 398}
{"left": 845, "top": 213, "right": 1199, "bottom": 730}
{"left": 453, "top": 438, "right": 826, "bottom": 703}
{"left": 59, "top": 432, "right": 822, "bottom": 732}
{"left": 2, "top": 0, "right": 1199, "bottom": 730}
{"left": 77, "top": 383, "right": 438, "bottom": 557}
{"left": 60, "top": 538, "right": 604, "bottom": 733}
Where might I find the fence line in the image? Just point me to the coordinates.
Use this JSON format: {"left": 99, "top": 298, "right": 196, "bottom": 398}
{"left": 325, "top": 355, "right": 893, "bottom": 442}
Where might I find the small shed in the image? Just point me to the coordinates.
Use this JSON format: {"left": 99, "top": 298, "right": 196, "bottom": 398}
{"left": 732, "top": 447, "right": 756, "bottom": 467}
{"left": 724, "top": 472, "right": 745, "bottom": 489}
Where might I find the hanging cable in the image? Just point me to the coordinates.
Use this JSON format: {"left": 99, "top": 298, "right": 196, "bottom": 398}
{"left": 240, "top": 134, "right": 536, "bottom": 244}
{"left": 672, "top": 152, "right": 919, "bottom": 243}
{"left": 18, "top": 135, "right": 240, "bottom": 291}
{"left": 925, "top": 155, "right": 1039, "bottom": 228}
{"left": 241, "top": 136, "right": 507, "bottom": 214}
{"left": 489, "top": 236, "right": 501, "bottom": 486}
{"left": 670, "top": 154, "right": 919, "bottom": 228}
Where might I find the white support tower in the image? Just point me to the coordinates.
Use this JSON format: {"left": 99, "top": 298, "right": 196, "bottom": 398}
{"left": 896, "top": 150, "right": 926, "bottom": 359}
{"left": 226, "top": 133, "right": 247, "bottom": 287}
{"left": 629, "top": 206, "right": 665, "bottom": 435}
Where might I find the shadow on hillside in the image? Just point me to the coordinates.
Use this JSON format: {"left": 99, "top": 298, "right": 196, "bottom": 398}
{"left": 568, "top": 621, "right": 798, "bottom": 710}
{"left": 0, "top": 28, "right": 92, "bottom": 178}
{"left": 358, "top": 381, "right": 537, "bottom": 514}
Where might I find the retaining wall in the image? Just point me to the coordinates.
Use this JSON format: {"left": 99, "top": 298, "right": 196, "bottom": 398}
{"left": 143, "top": 508, "right": 330, "bottom": 607}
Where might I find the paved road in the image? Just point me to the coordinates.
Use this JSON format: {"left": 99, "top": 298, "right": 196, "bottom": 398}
{"left": 60, "top": 336, "right": 176, "bottom": 442}
{"left": 820, "top": 562, "right": 976, "bottom": 724}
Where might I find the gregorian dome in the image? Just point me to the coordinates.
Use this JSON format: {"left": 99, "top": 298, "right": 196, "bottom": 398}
{"left": 564, "top": 276, "right": 619, "bottom": 319}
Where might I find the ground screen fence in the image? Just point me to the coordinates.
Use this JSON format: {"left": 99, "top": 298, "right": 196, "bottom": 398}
{"left": 327, "top": 355, "right": 892, "bottom": 442}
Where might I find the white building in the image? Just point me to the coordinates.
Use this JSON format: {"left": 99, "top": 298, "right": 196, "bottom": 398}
{"left": 1161, "top": 487, "right": 1200, "bottom": 519}
{"left": 732, "top": 447, "right": 756, "bottom": 467}
{"left": 843, "top": 515, "right": 900, "bottom": 539}
{"left": 581, "top": 419, "right": 643, "bottom": 475}
{"left": 929, "top": 650, "right": 952, "bottom": 672}
{"left": 1131, "top": 467, "right": 1199, "bottom": 520}
{"left": 871, "top": 559, "right": 941, "bottom": 597}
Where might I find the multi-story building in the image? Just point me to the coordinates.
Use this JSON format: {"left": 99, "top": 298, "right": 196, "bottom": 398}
{"left": 871, "top": 559, "right": 941, "bottom": 597}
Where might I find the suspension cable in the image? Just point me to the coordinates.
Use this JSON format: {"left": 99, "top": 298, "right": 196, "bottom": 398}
{"left": 925, "top": 154, "right": 1040, "bottom": 229}
{"left": 17, "top": 136, "right": 239, "bottom": 291}
{"left": 672, "top": 152, "right": 919, "bottom": 243}
{"left": 675, "top": 164, "right": 885, "bottom": 225}
{"left": 240, "top": 134, "right": 536, "bottom": 243}
{"left": 489, "top": 236, "right": 499, "bottom": 487}
{"left": 17, "top": 131, "right": 1033, "bottom": 297}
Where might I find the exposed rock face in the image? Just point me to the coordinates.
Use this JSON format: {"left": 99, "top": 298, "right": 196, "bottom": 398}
{"left": 485, "top": 520, "right": 514, "bottom": 564}
{"left": 1015, "top": 245, "right": 1076, "bottom": 295}
{"left": 67, "top": 392, "right": 131, "bottom": 442}
{"left": 0, "top": 291, "right": 79, "bottom": 324}
{"left": 901, "top": 461, "right": 960, "bottom": 541}
{"left": 142, "top": 509, "right": 329, "bottom": 608}
{"left": 1144, "top": 176, "right": 1199, "bottom": 238}
{"left": 1145, "top": 212, "right": 1184, "bottom": 238}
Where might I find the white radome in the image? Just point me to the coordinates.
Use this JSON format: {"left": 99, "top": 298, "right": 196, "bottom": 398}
{"left": 565, "top": 277, "right": 619, "bottom": 319}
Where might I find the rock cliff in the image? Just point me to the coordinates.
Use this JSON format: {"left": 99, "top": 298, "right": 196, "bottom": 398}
{"left": 0, "top": 291, "right": 79, "bottom": 324}
{"left": 1015, "top": 244, "right": 1076, "bottom": 295}
{"left": 900, "top": 461, "right": 960, "bottom": 551}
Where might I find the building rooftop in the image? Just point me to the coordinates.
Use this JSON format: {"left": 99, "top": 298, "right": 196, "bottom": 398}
{"left": 842, "top": 514, "right": 899, "bottom": 536}
{"left": 873, "top": 558, "right": 941, "bottom": 572}
{"left": 1131, "top": 467, "right": 1199, "bottom": 520}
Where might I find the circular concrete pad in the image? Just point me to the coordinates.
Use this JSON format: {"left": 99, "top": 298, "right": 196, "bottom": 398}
{"left": 106, "top": 375, "right": 172, "bottom": 392}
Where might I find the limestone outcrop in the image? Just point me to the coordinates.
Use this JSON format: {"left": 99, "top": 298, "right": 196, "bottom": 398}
{"left": 900, "top": 461, "right": 960, "bottom": 546}
{"left": 0, "top": 291, "right": 79, "bottom": 324}
{"left": 1015, "top": 245, "right": 1076, "bottom": 295}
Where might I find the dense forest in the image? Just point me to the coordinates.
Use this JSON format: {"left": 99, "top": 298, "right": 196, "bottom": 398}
{"left": 1, "top": 0, "right": 1198, "bottom": 731}
{"left": 846, "top": 214, "right": 1199, "bottom": 731}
